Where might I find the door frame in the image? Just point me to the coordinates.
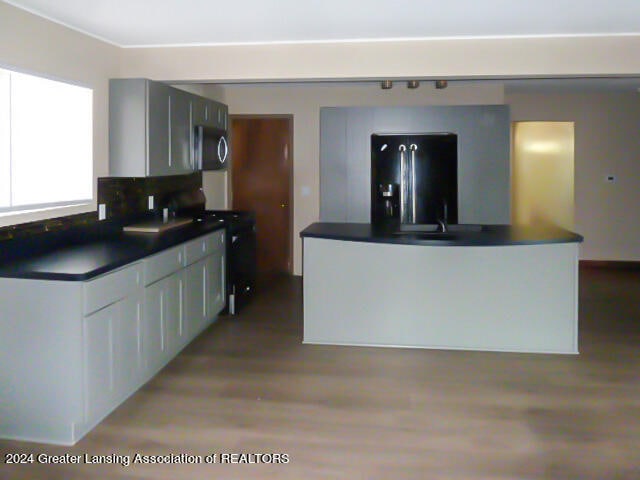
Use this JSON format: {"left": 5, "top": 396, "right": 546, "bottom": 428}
{"left": 229, "top": 114, "right": 294, "bottom": 274}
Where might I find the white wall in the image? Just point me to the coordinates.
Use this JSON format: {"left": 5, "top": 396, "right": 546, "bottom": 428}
{"left": 0, "top": 2, "right": 120, "bottom": 228}
{"left": 3, "top": 3, "right": 639, "bottom": 267}
{"left": 119, "top": 36, "right": 640, "bottom": 81}
{"left": 220, "top": 83, "right": 504, "bottom": 274}
{"left": 507, "top": 93, "right": 640, "bottom": 261}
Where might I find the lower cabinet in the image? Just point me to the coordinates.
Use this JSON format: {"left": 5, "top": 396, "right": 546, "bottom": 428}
{"left": 207, "top": 247, "right": 225, "bottom": 317}
{"left": 0, "top": 228, "right": 225, "bottom": 446}
{"left": 83, "top": 292, "right": 143, "bottom": 426}
{"left": 142, "top": 229, "right": 225, "bottom": 376}
{"left": 184, "top": 257, "right": 208, "bottom": 339}
{"left": 143, "top": 270, "right": 189, "bottom": 377}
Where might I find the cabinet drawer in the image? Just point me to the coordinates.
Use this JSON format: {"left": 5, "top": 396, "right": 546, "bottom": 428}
{"left": 143, "top": 245, "right": 184, "bottom": 285}
{"left": 83, "top": 263, "right": 142, "bottom": 315}
{"left": 184, "top": 229, "right": 225, "bottom": 265}
{"left": 183, "top": 236, "right": 210, "bottom": 266}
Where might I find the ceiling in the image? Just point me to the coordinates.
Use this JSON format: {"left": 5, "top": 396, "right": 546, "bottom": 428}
{"left": 5, "top": 0, "right": 640, "bottom": 47}
{"left": 5, "top": 0, "right": 640, "bottom": 92}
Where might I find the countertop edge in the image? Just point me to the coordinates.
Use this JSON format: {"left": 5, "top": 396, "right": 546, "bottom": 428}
{"left": 0, "top": 222, "right": 226, "bottom": 282}
{"left": 299, "top": 222, "right": 584, "bottom": 246}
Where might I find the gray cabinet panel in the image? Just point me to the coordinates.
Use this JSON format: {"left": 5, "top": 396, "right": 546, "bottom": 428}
{"left": 319, "top": 106, "right": 511, "bottom": 225}
{"left": 0, "top": 231, "right": 225, "bottom": 445}
{"left": 83, "top": 304, "right": 116, "bottom": 424}
{"left": 146, "top": 81, "right": 171, "bottom": 176}
{"left": 169, "top": 88, "right": 193, "bottom": 174}
{"left": 143, "top": 279, "right": 166, "bottom": 375}
{"left": 143, "top": 245, "right": 183, "bottom": 286}
{"left": 206, "top": 248, "right": 225, "bottom": 318}
{"left": 109, "top": 79, "right": 147, "bottom": 177}
{"left": 110, "top": 78, "right": 228, "bottom": 177}
{"left": 83, "top": 263, "right": 140, "bottom": 315}
{"left": 319, "top": 108, "right": 348, "bottom": 221}
{"left": 115, "top": 293, "right": 143, "bottom": 399}
{"left": 184, "top": 258, "right": 207, "bottom": 337}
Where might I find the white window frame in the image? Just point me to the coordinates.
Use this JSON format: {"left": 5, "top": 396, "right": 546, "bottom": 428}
{"left": 0, "top": 66, "right": 93, "bottom": 216}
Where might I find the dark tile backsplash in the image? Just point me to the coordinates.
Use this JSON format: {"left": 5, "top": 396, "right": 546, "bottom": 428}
{"left": 0, "top": 173, "right": 204, "bottom": 262}
{"left": 97, "top": 172, "right": 203, "bottom": 221}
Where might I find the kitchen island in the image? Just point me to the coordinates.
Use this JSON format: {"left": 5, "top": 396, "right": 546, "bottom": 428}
{"left": 301, "top": 223, "right": 583, "bottom": 354}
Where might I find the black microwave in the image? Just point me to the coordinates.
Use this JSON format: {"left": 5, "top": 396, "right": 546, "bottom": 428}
{"left": 195, "top": 125, "right": 229, "bottom": 170}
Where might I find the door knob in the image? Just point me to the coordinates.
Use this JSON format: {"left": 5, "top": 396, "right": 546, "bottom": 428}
{"left": 280, "top": 203, "right": 288, "bottom": 208}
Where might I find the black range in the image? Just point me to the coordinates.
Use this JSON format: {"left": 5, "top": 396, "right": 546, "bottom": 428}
{"left": 197, "top": 210, "right": 257, "bottom": 315}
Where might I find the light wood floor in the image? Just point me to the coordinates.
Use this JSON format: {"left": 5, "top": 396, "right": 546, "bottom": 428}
{"left": 1, "top": 268, "right": 638, "bottom": 479}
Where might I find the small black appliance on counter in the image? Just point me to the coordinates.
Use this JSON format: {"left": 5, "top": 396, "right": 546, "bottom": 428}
{"left": 198, "top": 210, "right": 256, "bottom": 315}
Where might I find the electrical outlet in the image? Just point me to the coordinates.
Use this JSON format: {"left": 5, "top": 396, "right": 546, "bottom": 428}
{"left": 148, "top": 195, "right": 154, "bottom": 210}
{"left": 98, "top": 204, "right": 106, "bottom": 221}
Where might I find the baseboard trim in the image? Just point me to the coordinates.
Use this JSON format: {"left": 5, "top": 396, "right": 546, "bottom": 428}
{"left": 580, "top": 260, "right": 640, "bottom": 270}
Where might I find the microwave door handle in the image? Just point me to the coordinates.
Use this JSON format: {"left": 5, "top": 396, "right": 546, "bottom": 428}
{"left": 218, "top": 136, "right": 228, "bottom": 164}
{"left": 399, "top": 144, "right": 407, "bottom": 223}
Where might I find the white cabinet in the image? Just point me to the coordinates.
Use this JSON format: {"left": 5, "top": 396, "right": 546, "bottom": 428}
{"left": 0, "top": 228, "right": 225, "bottom": 445}
{"left": 142, "top": 245, "right": 186, "bottom": 376}
{"left": 83, "top": 303, "right": 116, "bottom": 425}
{"left": 184, "top": 258, "right": 208, "bottom": 338}
{"left": 143, "top": 273, "right": 184, "bottom": 374}
{"left": 83, "top": 293, "right": 142, "bottom": 425}
{"left": 82, "top": 263, "right": 144, "bottom": 428}
{"left": 207, "top": 237, "right": 226, "bottom": 317}
{"left": 183, "top": 229, "right": 226, "bottom": 338}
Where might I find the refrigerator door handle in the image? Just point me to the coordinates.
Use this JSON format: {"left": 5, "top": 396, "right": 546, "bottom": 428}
{"left": 410, "top": 144, "right": 418, "bottom": 223}
{"left": 399, "top": 144, "right": 407, "bottom": 223}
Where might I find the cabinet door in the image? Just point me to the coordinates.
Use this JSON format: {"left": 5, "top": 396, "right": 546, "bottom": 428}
{"left": 184, "top": 258, "right": 207, "bottom": 339}
{"left": 206, "top": 249, "right": 226, "bottom": 320}
{"left": 114, "top": 293, "right": 143, "bottom": 400}
{"left": 169, "top": 88, "right": 194, "bottom": 174}
{"left": 192, "top": 97, "right": 209, "bottom": 126}
{"left": 215, "top": 102, "right": 228, "bottom": 130}
{"left": 83, "top": 303, "right": 117, "bottom": 424}
{"left": 147, "top": 81, "right": 171, "bottom": 176}
{"left": 143, "top": 272, "right": 185, "bottom": 376}
{"left": 164, "top": 271, "right": 185, "bottom": 355}
{"left": 143, "top": 279, "right": 167, "bottom": 375}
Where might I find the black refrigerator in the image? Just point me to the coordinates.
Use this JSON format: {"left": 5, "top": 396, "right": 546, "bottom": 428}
{"left": 371, "top": 133, "right": 458, "bottom": 227}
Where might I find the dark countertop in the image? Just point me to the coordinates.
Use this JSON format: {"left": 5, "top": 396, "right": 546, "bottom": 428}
{"left": 0, "top": 217, "right": 226, "bottom": 281}
{"left": 300, "top": 222, "right": 584, "bottom": 246}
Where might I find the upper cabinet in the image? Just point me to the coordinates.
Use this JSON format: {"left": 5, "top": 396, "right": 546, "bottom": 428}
{"left": 109, "top": 78, "right": 227, "bottom": 177}
{"left": 192, "top": 96, "right": 228, "bottom": 130}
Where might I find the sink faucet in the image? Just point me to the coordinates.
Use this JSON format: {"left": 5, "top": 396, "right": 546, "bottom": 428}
{"left": 436, "top": 198, "right": 448, "bottom": 232}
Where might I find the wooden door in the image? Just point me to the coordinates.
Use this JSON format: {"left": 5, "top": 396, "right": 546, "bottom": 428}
{"left": 231, "top": 116, "right": 292, "bottom": 274}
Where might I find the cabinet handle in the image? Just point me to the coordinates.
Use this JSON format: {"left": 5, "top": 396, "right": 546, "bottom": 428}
{"left": 202, "top": 266, "right": 207, "bottom": 317}
{"left": 168, "top": 96, "right": 172, "bottom": 167}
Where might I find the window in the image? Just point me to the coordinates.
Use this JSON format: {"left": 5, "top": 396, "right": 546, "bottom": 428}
{"left": 0, "top": 67, "right": 92, "bottom": 214}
